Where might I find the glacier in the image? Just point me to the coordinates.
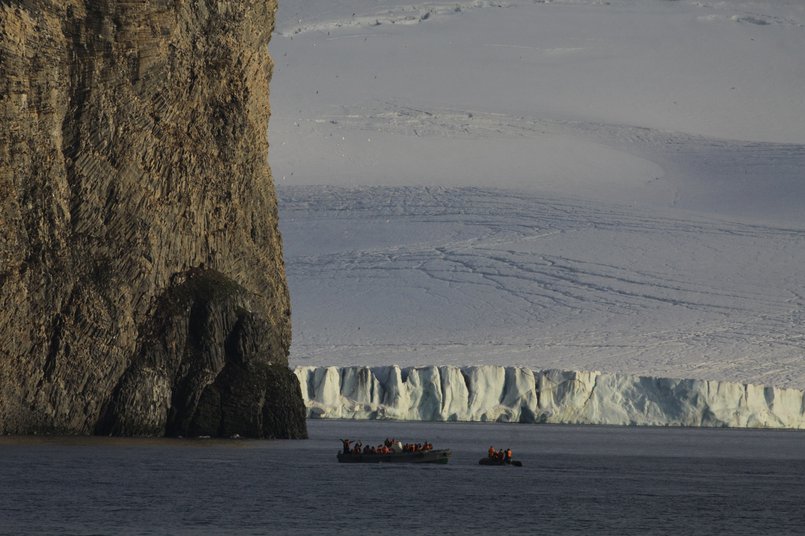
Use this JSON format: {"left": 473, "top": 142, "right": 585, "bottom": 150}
{"left": 294, "top": 366, "right": 805, "bottom": 429}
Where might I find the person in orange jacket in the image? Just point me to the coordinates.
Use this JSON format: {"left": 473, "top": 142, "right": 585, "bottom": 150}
{"left": 488, "top": 446, "right": 496, "bottom": 458}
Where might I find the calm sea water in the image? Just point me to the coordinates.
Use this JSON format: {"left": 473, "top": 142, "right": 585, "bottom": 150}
{"left": 2, "top": 420, "right": 805, "bottom": 535}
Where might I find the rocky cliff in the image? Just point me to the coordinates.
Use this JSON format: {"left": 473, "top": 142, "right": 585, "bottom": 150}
{"left": 0, "top": 0, "right": 306, "bottom": 438}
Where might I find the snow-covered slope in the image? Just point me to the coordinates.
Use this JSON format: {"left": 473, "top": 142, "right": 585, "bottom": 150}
{"left": 281, "top": 186, "right": 805, "bottom": 388}
{"left": 271, "top": 0, "right": 805, "bottom": 398}
{"left": 295, "top": 365, "right": 805, "bottom": 429}
{"left": 271, "top": 0, "right": 805, "bottom": 224}
{"left": 273, "top": 0, "right": 805, "bottom": 145}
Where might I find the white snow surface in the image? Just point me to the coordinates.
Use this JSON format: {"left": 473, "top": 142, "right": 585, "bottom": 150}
{"left": 271, "top": 1, "right": 805, "bottom": 398}
{"left": 294, "top": 365, "right": 805, "bottom": 429}
{"left": 281, "top": 186, "right": 805, "bottom": 388}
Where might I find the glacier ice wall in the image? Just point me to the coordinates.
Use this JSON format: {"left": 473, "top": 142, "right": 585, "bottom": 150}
{"left": 293, "top": 366, "right": 805, "bottom": 429}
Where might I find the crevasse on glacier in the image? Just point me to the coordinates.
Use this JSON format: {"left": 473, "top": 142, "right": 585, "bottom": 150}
{"left": 293, "top": 366, "right": 805, "bottom": 429}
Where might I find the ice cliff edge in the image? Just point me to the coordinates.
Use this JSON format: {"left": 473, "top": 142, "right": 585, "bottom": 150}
{"left": 0, "top": 1, "right": 306, "bottom": 438}
{"left": 295, "top": 366, "right": 805, "bottom": 429}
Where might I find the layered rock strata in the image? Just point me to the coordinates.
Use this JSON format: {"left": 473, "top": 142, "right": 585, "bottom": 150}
{"left": 0, "top": 1, "right": 306, "bottom": 438}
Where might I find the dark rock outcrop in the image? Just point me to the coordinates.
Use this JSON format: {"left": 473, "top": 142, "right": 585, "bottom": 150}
{"left": 97, "top": 269, "right": 306, "bottom": 438}
{"left": 0, "top": 1, "right": 306, "bottom": 438}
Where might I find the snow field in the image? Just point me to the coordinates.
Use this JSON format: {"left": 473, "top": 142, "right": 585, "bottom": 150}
{"left": 272, "top": 0, "right": 805, "bottom": 410}
{"left": 281, "top": 186, "right": 805, "bottom": 388}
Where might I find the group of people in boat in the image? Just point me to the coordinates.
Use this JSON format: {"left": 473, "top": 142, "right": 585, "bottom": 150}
{"left": 487, "top": 446, "right": 514, "bottom": 463}
{"left": 341, "top": 438, "right": 434, "bottom": 456}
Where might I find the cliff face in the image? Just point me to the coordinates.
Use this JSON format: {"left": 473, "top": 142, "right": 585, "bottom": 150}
{"left": 0, "top": 0, "right": 306, "bottom": 438}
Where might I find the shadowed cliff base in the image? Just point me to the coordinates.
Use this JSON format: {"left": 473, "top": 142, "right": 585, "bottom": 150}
{"left": 0, "top": 1, "right": 306, "bottom": 438}
{"left": 97, "top": 269, "right": 307, "bottom": 439}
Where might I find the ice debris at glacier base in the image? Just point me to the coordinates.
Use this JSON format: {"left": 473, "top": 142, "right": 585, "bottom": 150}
{"left": 293, "top": 366, "right": 805, "bottom": 429}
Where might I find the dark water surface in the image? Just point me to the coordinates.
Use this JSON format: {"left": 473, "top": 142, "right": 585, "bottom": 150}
{"left": 2, "top": 421, "right": 805, "bottom": 535}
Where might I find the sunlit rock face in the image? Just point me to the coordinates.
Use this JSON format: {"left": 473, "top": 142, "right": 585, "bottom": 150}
{"left": 0, "top": 1, "right": 306, "bottom": 438}
{"left": 295, "top": 366, "right": 805, "bottom": 429}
